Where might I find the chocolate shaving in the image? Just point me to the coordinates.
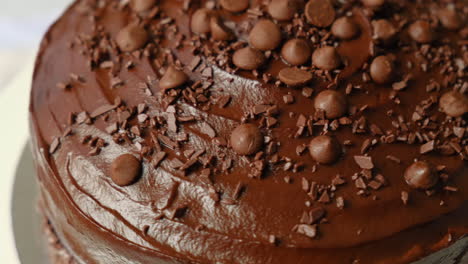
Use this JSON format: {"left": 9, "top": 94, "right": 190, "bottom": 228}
{"left": 295, "top": 224, "right": 317, "bottom": 238}
{"left": 152, "top": 152, "right": 167, "bottom": 168}
{"left": 401, "top": 191, "right": 409, "bottom": 205}
{"left": 49, "top": 137, "right": 61, "bottom": 154}
{"left": 336, "top": 196, "right": 345, "bottom": 209}
{"left": 354, "top": 156, "right": 374, "bottom": 169}
{"left": 318, "top": 191, "right": 331, "bottom": 204}
{"left": 302, "top": 178, "right": 310, "bottom": 192}
{"left": 355, "top": 177, "right": 367, "bottom": 189}
{"left": 309, "top": 207, "right": 326, "bottom": 224}
{"left": 157, "top": 134, "right": 178, "bottom": 149}
{"left": 188, "top": 56, "right": 201, "bottom": 71}
{"left": 332, "top": 175, "right": 346, "bottom": 186}
{"left": 420, "top": 140, "right": 435, "bottom": 154}
{"left": 199, "top": 122, "right": 216, "bottom": 138}
{"left": 167, "top": 113, "right": 177, "bottom": 133}
{"left": 386, "top": 155, "right": 401, "bottom": 164}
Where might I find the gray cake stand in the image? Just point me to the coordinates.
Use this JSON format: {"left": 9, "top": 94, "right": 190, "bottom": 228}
{"left": 11, "top": 143, "right": 49, "bottom": 264}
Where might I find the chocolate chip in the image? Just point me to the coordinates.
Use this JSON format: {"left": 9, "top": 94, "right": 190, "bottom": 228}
{"left": 191, "top": 8, "right": 212, "bottom": 35}
{"left": 210, "top": 16, "right": 234, "bottom": 41}
{"left": 232, "top": 47, "right": 266, "bottom": 70}
{"left": 278, "top": 67, "right": 313, "bottom": 87}
{"left": 268, "top": 0, "right": 299, "bottom": 21}
{"left": 116, "top": 24, "right": 148, "bottom": 52}
{"left": 130, "top": 0, "right": 156, "bottom": 12}
{"left": 281, "top": 39, "right": 311, "bottom": 66}
{"left": 159, "top": 66, "right": 188, "bottom": 90}
{"left": 230, "top": 124, "right": 263, "bottom": 155}
{"left": 372, "top": 19, "right": 397, "bottom": 43}
{"left": 331, "top": 17, "right": 360, "bottom": 40}
{"left": 110, "top": 154, "right": 142, "bottom": 186}
{"left": 314, "top": 90, "right": 347, "bottom": 119}
{"left": 408, "top": 20, "right": 433, "bottom": 44}
{"left": 361, "top": 0, "right": 384, "bottom": 8}
{"left": 249, "top": 19, "right": 282, "bottom": 51}
{"left": 438, "top": 8, "right": 461, "bottom": 30}
{"left": 220, "top": 0, "right": 249, "bottom": 13}
{"left": 404, "top": 161, "right": 438, "bottom": 190}
{"left": 309, "top": 135, "right": 341, "bottom": 164}
{"left": 439, "top": 91, "right": 468, "bottom": 117}
{"left": 312, "top": 46, "right": 341, "bottom": 70}
{"left": 305, "top": 0, "right": 336, "bottom": 28}
{"left": 370, "top": 55, "right": 394, "bottom": 84}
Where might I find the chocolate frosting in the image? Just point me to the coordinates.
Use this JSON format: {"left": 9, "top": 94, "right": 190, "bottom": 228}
{"left": 30, "top": 0, "right": 468, "bottom": 263}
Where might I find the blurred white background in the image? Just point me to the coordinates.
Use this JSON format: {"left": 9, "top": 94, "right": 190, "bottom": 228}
{"left": 0, "top": 1, "right": 73, "bottom": 263}
{"left": 0, "top": 0, "right": 73, "bottom": 92}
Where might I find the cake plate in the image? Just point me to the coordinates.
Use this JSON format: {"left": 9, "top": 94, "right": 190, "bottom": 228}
{"left": 11, "top": 142, "right": 50, "bottom": 264}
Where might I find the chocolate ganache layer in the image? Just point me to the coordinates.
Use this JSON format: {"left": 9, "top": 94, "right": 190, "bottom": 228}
{"left": 30, "top": 0, "right": 468, "bottom": 263}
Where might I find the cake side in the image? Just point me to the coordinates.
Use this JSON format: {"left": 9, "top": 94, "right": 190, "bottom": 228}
{"left": 30, "top": 0, "right": 468, "bottom": 263}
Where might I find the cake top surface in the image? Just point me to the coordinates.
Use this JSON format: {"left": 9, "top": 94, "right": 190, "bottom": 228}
{"left": 30, "top": 0, "right": 468, "bottom": 263}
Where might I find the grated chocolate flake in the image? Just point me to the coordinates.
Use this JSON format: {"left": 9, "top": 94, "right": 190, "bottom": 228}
{"left": 353, "top": 156, "right": 374, "bottom": 170}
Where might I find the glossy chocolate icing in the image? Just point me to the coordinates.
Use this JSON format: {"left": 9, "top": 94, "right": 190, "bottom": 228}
{"left": 30, "top": 0, "right": 468, "bottom": 263}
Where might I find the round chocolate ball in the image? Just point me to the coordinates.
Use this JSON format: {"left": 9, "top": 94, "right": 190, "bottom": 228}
{"left": 232, "top": 47, "right": 266, "bottom": 70}
{"left": 230, "top": 124, "right": 263, "bottom": 155}
{"left": 331, "top": 17, "right": 360, "bottom": 40}
{"left": 268, "top": 0, "right": 299, "bottom": 21}
{"left": 439, "top": 91, "right": 468, "bottom": 117}
{"left": 305, "top": 0, "right": 336, "bottom": 28}
{"left": 249, "top": 20, "right": 282, "bottom": 51}
{"left": 111, "top": 154, "right": 142, "bottom": 187}
{"left": 314, "top": 90, "right": 348, "bottom": 119}
{"left": 130, "top": 0, "right": 156, "bottom": 13}
{"left": 220, "top": 0, "right": 249, "bottom": 13}
{"left": 309, "top": 135, "right": 342, "bottom": 164}
{"left": 312, "top": 46, "right": 341, "bottom": 71}
{"left": 281, "top": 39, "right": 312, "bottom": 66}
{"left": 370, "top": 55, "right": 394, "bottom": 84}
{"left": 372, "top": 19, "right": 397, "bottom": 43}
{"left": 116, "top": 24, "right": 149, "bottom": 52}
{"left": 191, "top": 8, "right": 212, "bottom": 35}
{"left": 408, "top": 20, "right": 433, "bottom": 44}
{"left": 438, "top": 8, "right": 462, "bottom": 30}
{"left": 404, "top": 161, "right": 438, "bottom": 190}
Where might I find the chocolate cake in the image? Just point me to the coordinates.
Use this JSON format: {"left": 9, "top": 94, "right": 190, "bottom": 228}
{"left": 29, "top": 0, "right": 468, "bottom": 263}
